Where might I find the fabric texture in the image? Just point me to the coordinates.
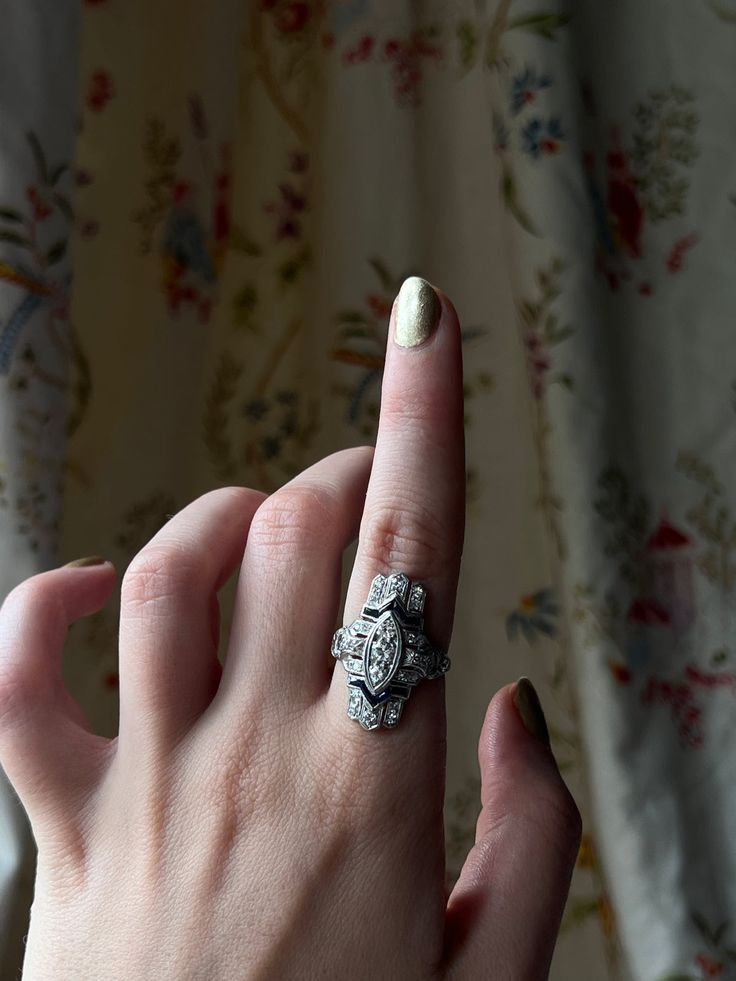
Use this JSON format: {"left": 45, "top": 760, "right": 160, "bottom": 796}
{"left": 1, "top": 2, "right": 734, "bottom": 979}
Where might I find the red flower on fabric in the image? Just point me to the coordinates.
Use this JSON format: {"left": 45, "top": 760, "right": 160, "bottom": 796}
{"left": 26, "top": 186, "right": 52, "bottom": 221}
{"left": 695, "top": 953, "right": 724, "bottom": 977}
{"left": 666, "top": 233, "right": 699, "bottom": 273}
{"left": 87, "top": 69, "right": 115, "bottom": 111}
{"left": 381, "top": 32, "right": 442, "bottom": 106}
{"left": 275, "top": 2, "right": 311, "bottom": 33}
{"left": 342, "top": 34, "right": 375, "bottom": 65}
{"left": 367, "top": 294, "right": 392, "bottom": 318}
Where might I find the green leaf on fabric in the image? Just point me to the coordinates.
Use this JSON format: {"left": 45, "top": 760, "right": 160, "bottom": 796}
{"left": 714, "top": 920, "right": 730, "bottom": 945}
{"left": 518, "top": 299, "right": 540, "bottom": 326}
{"left": 691, "top": 910, "right": 715, "bottom": 942}
{"left": 50, "top": 163, "right": 69, "bottom": 186}
{"left": 338, "top": 325, "right": 374, "bottom": 340}
{"left": 46, "top": 240, "right": 67, "bottom": 265}
{"left": 53, "top": 193, "right": 74, "bottom": 222}
{"left": 560, "top": 896, "right": 600, "bottom": 932}
{"left": 232, "top": 283, "right": 258, "bottom": 331}
{"left": 335, "top": 310, "right": 370, "bottom": 326}
{"left": 278, "top": 246, "right": 311, "bottom": 286}
{"left": 501, "top": 165, "right": 537, "bottom": 235}
{"left": 229, "top": 226, "right": 262, "bottom": 256}
{"left": 457, "top": 19, "right": 478, "bottom": 72}
{"left": 0, "top": 207, "right": 23, "bottom": 223}
{"left": 368, "top": 257, "right": 395, "bottom": 292}
{"left": 710, "top": 0, "right": 736, "bottom": 21}
{"left": 507, "top": 12, "right": 571, "bottom": 40}
{"left": 0, "top": 229, "right": 31, "bottom": 247}
{"left": 26, "top": 130, "right": 50, "bottom": 184}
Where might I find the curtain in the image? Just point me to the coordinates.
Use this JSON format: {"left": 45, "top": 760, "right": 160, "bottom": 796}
{"left": 1, "top": 2, "right": 734, "bottom": 979}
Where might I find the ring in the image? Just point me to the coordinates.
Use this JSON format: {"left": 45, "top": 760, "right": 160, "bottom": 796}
{"left": 331, "top": 572, "right": 450, "bottom": 730}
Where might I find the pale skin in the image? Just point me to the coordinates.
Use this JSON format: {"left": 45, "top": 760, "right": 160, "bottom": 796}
{"left": 0, "top": 282, "right": 581, "bottom": 979}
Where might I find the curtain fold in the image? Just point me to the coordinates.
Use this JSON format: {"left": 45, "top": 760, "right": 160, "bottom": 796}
{"left": 2, "top": 2, "right": 734, "bottom": 979}
{"left": 0, "top": 3, "right": 82, "bottom": 974}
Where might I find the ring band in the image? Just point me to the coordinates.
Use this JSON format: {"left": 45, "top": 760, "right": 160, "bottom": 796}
{"left": 331, "top": 572, "right": 450, "bottom": 730}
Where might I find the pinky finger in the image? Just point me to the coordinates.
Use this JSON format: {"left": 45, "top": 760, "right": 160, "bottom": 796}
{"left": 0, "top": 558, "right": 117, "bottom": 836}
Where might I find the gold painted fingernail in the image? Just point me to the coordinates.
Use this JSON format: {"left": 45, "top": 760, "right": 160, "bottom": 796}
{"left": 513, "top": 676, "right": 550, "bottom": 747}
{"left": 63, "top": 555, "right": 108, "bottom": 568}
{"left": 394, "top": 276, "right": 442, "bottom": 348}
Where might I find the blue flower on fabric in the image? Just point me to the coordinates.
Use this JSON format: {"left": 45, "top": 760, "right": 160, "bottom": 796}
{"left": 506, "top": 589, "right": 559, "bottom": 643}
{"left": 510, "top": 66, "right": 552, "bottom": 115}
{"left": 521, "top": 117, "right": 564, "bottom": 158}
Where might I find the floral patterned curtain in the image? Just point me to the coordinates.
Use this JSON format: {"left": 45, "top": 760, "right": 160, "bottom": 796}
{"left": 2, "top": 2, "right": 735, "bottom": 979}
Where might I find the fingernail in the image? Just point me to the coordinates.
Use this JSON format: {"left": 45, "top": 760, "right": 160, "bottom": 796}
{"left": 63, "top": 555, "right": 108, "bottom": 568}
{"left": 394, "top": 276, "right": 442, "bottom": 348}
{"left": 513, "top": 676, "right": 550, "bottom": 747}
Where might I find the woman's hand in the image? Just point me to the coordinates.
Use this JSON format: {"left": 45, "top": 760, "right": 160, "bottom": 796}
{"left": 0, "top": 278, "right": 581, "bottom": 980}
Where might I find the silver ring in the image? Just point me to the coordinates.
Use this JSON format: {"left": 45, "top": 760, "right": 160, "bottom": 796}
{"left": 331, "top": 572, "right": 450, "bottom": 730}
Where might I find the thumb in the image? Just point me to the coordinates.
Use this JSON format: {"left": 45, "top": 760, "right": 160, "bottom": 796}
{"left": 442, "top": 678, "right": 582, "bottom": 980}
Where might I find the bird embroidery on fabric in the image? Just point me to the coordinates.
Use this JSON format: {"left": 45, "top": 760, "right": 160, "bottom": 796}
{"left": 161, "top": 150, "right": 230, "bottom": 321}
{"left": 584, "top": 132, "right": 645, "bottom": 264}
{"left": 162, "top": 180, "right": 215, "bottom": 280}
{"left": 0, "top": 262, "right": 53, "bottom": 374}
{"left": 605, "top": 145, "right": 644, "bottom": 260}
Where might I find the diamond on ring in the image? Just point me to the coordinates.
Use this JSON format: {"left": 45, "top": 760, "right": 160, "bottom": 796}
{"left": 331, "top": 572, "right": 450, "bottom": 730}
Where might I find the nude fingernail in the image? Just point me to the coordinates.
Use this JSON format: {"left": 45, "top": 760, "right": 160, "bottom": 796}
{"left": 513, "top": 676, "right": 551, "bottom": 747}
{"left": 63, "top": 555, "right": 108, "bottom": 568}
{"left": 394, "top": 276, "right": 442, "bottom": 348}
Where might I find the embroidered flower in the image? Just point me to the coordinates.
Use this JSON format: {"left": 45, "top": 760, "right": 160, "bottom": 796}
{"left": 695, "top": 952, "right": 724, "bottom": 978}
{"left": 342, "top": 34, "right": 375, "bottom": 66}
{"left": 25, "top": 186, "right": 52, "bottom": 221}
{"left": 521, "top": 117, "right": 564, "bottom": 158}
{"left": 87, "top": 69, "right": 115, "bottom": 112}
{"left": 275, "top": 2, "right": 311, "bottom": 33}
{"left": 506, "top": 589, "right": 559, "bottom": 642}
{"left": 510, "top": 66, "right": 552, "bottom": 115}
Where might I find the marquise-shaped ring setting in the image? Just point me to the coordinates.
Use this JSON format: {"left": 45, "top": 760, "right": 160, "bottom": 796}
{"left": 331, "top": 572, "right": 450, "bottom": 730}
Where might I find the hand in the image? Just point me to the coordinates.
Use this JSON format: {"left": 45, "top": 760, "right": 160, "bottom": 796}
{"left": 0, "top": 278, "right": 581, "bottom": 980}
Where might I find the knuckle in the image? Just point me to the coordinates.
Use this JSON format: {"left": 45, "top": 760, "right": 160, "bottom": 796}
{"left": 1, "top": 574, "right": 56, "bottom": 623}
{"left": 122, "top": 545, "right": 198, "bottom": 611}
{"left": 202, "top": 485, "right": 267, "bottom": 511}
{"left": 248, "top": 485, "right": 338, "bottom": 558}
{"left": 362, "top": 501, "right": 445, "bottom": 576}
{"left": 379, "top": 389, "right": 435, "bottom": 434}
{"left": 0, "top": 580, "right": 62, "bottom": 722}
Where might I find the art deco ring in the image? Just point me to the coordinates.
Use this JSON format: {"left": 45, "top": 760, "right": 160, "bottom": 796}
{"left": 331, "top": 572, "right": 450, "bottom": 730}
